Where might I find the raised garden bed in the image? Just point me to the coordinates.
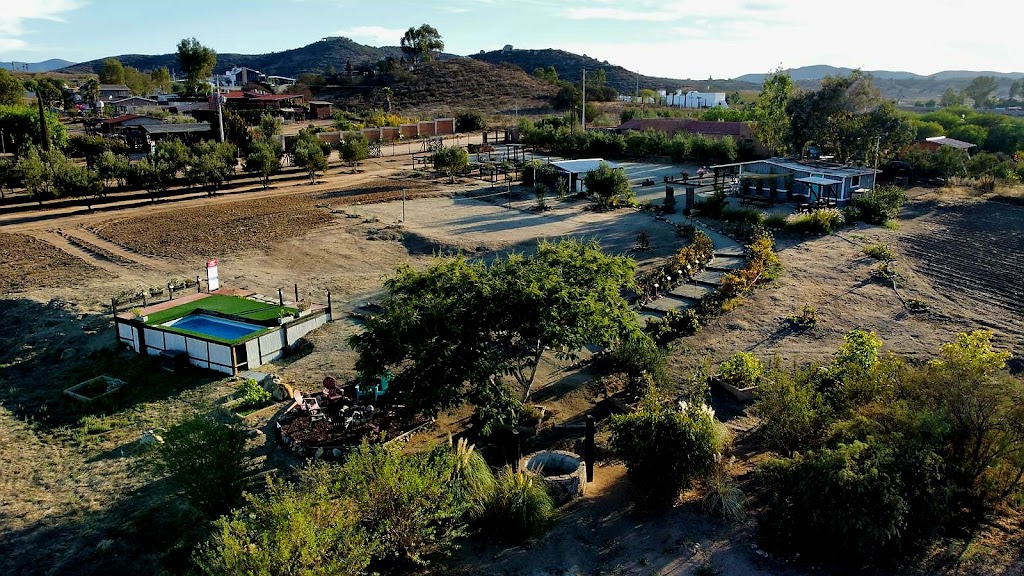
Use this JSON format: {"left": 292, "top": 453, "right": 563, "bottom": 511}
{"left": 64, "top": 375, "right": 127, "bottom": 403}
{"left": 277, "top": 398, "right": 431, "bottom": 459}
{"left": 711, "top": 375, "right": 757, "bottom": 402}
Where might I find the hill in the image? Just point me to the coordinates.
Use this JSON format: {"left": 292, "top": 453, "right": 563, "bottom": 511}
{"left": 735, "top": 65, "right": 1024, "bottom": 84}
{"left": 313, "top": 58, "right": 559, "bottom": 120}
{"left": 2, "top": 59, "right": 77, "bottom": 73}
{"left": 60, "top": 37, "right": 408, "bottom": 77}
{"left": 470, "top": 48, "right": 756, "bottom": 94}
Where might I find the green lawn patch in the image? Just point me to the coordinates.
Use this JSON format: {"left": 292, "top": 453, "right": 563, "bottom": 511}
{"left": 146, "top": 295, "right": 297, "bottom": 326}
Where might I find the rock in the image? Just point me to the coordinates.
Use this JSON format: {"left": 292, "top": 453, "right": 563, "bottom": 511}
{"left": 140, "top": 430, "right": 164, "bottom": 446}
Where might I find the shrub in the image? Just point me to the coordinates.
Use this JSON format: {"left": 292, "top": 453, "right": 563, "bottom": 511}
{"left": 785, "top": 208, "right": 844, "bottom": 234}
{"left": 483, "top": 467, "right": 555, "bottom": 542}
{"left": 609, "top": 395, "right": 718, "bottom": 510}
{"left": 863, "top": 243, "right": 896, "bottom": 261}
{"left": 702, "top": 454, "right": 745, "bottom": 521}
{"left": 763, "top": 212, "right": 788, "bottom": 229}
{"left": 455, "top": 110, "right": 487, "bottom": 132}
{"left": 753, "top": 365, "right": 829, "bottom": 454}
{"left": 335, "top": 441, "right": 470, "bottom": 566}
{"left": 718, "top": 352, "right": 764, "bottom": 389}
{"left": 853, "top": 185, "right": 907, "bottom": 225}
{"left": 786, "top": 304, "right": 817, "bottom": 328}
{"left": 583, "top": 161, "right": 633, "bottom": 209}
{"left": 694, "top": 189, "right": 727, "bottom": 218}
{"left": 150, "top": 414, "right": 253, "bottom": 517}
{"left": 237, "top": 377, "right": 271, "bottom": 410}
{"left": 433, "top": 437, "right": 496, "bottom": 521}
{"left": 195, "top": 477, "right": 373, "bottom": 576}
{"left": 611, "top": 330, "right": 669, "bottom": 394}
{"left": 720, "top": 206, "right": 765, "bottom": 225}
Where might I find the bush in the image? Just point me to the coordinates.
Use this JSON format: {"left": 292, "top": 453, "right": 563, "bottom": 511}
{"left": 694, "top": 189, "right": 727, "bottom": 218}
{"left": 786, "top": 304, "right": 817, "bottom": 328}
{"left": 609, "top": 395, "right": 718, "bottom": 510}
{"left": 611, "top": 330, "right": 669, "bottom": 394}
{"left": 335, "top": 441, "right": 470, "bottom": 566}
{"left": 195, "top": 477, "right": 373, "bottom": 576}
{"left": 785, "top": 208, "right": 844, "bottom": 234}
{"left": 483, "top": 467, "right": 555, "bottom": 543}
{"left": 863, "top": 243, "right": 896, "bottom": 261}
{"left": 720, "top": 206, "right": 766, "bottom": 225}
{"left": 150, "top": 415, "right": 253, "bottom": 517}
{"left": 718, "top": 352, "right": 764, "bottom": 389}
{"left": 753, "top": 365, "right": 829, "bottom": 454}
{"left": 455, "top": 110, "right": 487, "bottom": 132}
{"left": 583, "top": 161, "right": 633, "bottom": 209}
{"left": 763, "top": 212, "right": 788, "bottom": 229}
{"left": 702, "top": 455, "right": 745, "bottom": 521}
{"left": 237, "top": 377, "right": 271, "bottom": 410}
{"left": 852, "top": 185, "right": 907, "bottom": 225}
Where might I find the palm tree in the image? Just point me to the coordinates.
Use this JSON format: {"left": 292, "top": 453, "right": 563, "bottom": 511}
{"left": 80, "top": 79, "right": 100, "bottom": 106}
{"left": 381, "top": 87, "right": 393, "bottom": 113}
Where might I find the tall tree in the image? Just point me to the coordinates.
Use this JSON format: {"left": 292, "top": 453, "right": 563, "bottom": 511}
{"left": 123, "top": 66, "right": 154, "bottom": 95}
{"left": 244, "top": 139, "right": 282, "bottom": 189}
{"left": 1009, "top": 79, "right": 1023, "bottom": 102}
{"left": 99, "top": 58, "right": 125, "bottom": 85}
{"left": 0, "top": 69, "right": 25, "bottom": 105}
{"left": 963, "top": 76, "right": 999, "bottom": 109}
{"left": 150, "top": 66, "right": 172, "bottom": 92}
{"left": 79, "top": 78, "right": 99, "bottom": 105}
{"left": 940, "top": 87, "right": 965, "bottom": 108}
{"left": 753, "top": 67, "right": 795, "bottom": 156}
{"left": 176, "top": 37, "right": 217, "bottom": 95}
{"left": 400, "top": 24, "right": 444, "bottom": 63}
{"left": 256, "top": 113, "right": 282, "bottom": 141}
{"left": 349, "top": 239, "right": 638, "bottom": 414}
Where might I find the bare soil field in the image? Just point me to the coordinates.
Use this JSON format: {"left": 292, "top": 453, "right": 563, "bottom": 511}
{"left": 89, "top": 179, "right": 444, "bottom": 260}
{"left": 0, "top": 232, "right": 109, "bottom": 293}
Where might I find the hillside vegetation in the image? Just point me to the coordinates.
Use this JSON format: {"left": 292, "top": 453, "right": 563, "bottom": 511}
{"left": 314, "top": 59, "right": 558, "bottom": 119}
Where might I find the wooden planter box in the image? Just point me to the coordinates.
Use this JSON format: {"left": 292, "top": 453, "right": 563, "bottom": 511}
{"left": 711, "top": 376, "right": 757, "bottom": 402}
{"left": 64, "top": 375, "right": 127, "bottom": 403}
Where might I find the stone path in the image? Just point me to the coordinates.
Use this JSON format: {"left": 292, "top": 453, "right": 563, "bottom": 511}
{"left": 638, "top": 218, "right": 746, "bottom": 322}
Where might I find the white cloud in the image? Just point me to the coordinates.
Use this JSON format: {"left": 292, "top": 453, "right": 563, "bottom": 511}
{"left": 0, "top": 0, "right": 81, "bottom": 40}
{"left": 334, "top": 25, "right": 406, "bottom": 45}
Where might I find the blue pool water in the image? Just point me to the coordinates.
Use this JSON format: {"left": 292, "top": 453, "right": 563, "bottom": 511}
{"left": 164, "top": 314, "right": 264, "bottom": 340}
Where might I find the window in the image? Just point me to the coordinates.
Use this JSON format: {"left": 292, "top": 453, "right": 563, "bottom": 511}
{"left": 851, "top": 175, "right": 861, "bottom": 187}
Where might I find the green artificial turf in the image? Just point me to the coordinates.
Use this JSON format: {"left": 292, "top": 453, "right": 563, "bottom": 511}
{"left": 145, "top": 295, "right": 298, "bottom": 326}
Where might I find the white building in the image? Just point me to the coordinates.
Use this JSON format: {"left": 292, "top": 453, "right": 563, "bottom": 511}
{"left": 660, "top": 90, "right": 728, "bottom": 108}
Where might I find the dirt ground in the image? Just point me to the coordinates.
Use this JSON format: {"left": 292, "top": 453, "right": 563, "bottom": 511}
{"left": 2, "top": 158, "right": 1023, "bottom": 575}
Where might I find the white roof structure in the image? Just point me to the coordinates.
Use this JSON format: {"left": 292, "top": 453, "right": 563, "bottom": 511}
{"left": 795, "top": 176, "right": 843, "bottom": 186}
{"left": 924, "top": 136, "right": 975, "bottom": 150}
{"left": 551, "top": 159, "right": 619, "bottom": 174}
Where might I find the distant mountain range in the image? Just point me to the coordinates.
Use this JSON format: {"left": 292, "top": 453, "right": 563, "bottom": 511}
{"left": 734, "top": 65, "right": 1024, "bottom": 84}
{"left": 59, "top": 38, "right": 411, "bottom": 77}
{"left": 1, "top": 59, "right": 77, "bottom": 73}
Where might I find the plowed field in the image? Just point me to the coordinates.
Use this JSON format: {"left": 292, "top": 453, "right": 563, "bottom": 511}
{"left": 90, "top": 181, "right": 442, "bottom": 260}
{"left": 0, "top": 233, "right": 107, "bottom": 293}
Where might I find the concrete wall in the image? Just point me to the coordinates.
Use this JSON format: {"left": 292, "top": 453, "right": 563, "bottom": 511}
{"left": 318, "top": 131, "right": 341, "bottom": 146}
{"left": 436, "top": 118, "right": 455, "bottom": 135}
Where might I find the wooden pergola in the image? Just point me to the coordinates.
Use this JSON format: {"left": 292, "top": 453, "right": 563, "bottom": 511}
{"left": 794, "top": 176, "right": 842, "bottom": 207}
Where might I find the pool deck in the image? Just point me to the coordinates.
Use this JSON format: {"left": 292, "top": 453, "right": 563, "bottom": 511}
{"left": 116, "top": 288, "right": 255, "bottom": 321}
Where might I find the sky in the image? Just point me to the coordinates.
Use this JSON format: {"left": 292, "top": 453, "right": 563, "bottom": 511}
{"left": 0, "top": 0, "right": 1018, "bottom": 80}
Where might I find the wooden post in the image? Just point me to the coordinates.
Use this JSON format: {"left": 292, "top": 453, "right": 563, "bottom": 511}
{"left": 326, "top": 290, "right": 332, "bottom": 321}
{"left": 294, "top": 283, "right": 299, "bottom": 304}
{"left": 196, "top": 276, "right": 201, "bottom": 293}
{"left": 167, "top": 283, "right": 173, "bottom": 301}
{"left": 278, "top": 288, "right": 284, "bottom": 306}
{"left": 111, "top": 297, "right": 117, "bottom": 319}
{"left": 585, "top": 415, "right": 595, "bottom": 483}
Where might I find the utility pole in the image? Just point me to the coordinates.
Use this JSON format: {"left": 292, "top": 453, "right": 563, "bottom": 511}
{"left": 581, "top": 68, "right": 586, "bottom": 131}
{"left": 37, "top": 92, "right": 50, "bottom": 152}
{"left": 216, "top": 74, "right": 225, "bottom": 143}
{"left": 635, "top": 73, "right": 640, "bottom": 102}
{"left": 874, "top": 136, "right": 880, "bottom": 189}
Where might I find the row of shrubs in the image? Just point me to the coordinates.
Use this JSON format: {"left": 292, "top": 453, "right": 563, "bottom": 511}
{"left": 518, "top": 118, "right": 750, "bottom": 165}
{"left": 152, "top": 417, "right": 557, "bottom": 575}
{"left": 645, "top": 230, "right": 781, "bottom": 346}
{"left": 634, "top": 230, "right": 715, "bottom": 302}
{"left": 696, "top": 185, "right": 908, "bottom": 237}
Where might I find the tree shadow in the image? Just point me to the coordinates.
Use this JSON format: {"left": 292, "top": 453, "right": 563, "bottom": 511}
{"left": 0, "top": 298, "right": 216, "bottom": 430}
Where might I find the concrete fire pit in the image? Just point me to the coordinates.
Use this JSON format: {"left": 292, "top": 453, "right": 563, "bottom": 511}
{"left": 519, "top": 450, "right": 587, "bottom": 503}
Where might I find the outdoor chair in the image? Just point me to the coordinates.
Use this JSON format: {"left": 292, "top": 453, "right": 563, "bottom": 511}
{"left": 293, "top": 389, "right": 326, "bottom": 422}
{"left": 322, "top": 376, "right": 345, "bottom": 403}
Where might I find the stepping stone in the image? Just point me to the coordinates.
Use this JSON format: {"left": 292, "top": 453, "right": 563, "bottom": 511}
{"left": 636, "top": 311, "right": 664, "bottom": 326}
{"left": 669, "top": 283, "right": 715, "bottom": 301}
{"left": 714, "top": 245, "right": 746, "bottom": 257}
{"left": 693, "top": 269, "right": 726, "bottom": 287}
{"left": 642, "top": 296, "right": 693, "bottom": 313}
{"left": 707, "top": 256, "right": 746, "bottom": 271}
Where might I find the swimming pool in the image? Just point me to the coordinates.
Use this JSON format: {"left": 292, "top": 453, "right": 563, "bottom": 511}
{"left": 163, "top": 314, "right": 265, "bottom": 341}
